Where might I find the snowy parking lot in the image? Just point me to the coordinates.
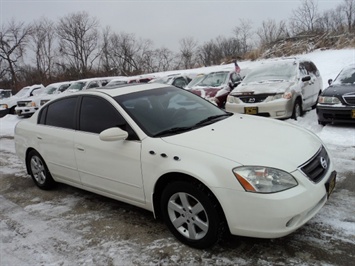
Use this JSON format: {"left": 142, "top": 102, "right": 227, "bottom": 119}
{"left": 1, "top": 49, "right": 355, "bottom": 265}
{"left": 1, "top": 109, "right": 354, "bottom": 266}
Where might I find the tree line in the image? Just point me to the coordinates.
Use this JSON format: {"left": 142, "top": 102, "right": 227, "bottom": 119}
{"left": 1, "top": 0, "right": 355, "bottom": 92}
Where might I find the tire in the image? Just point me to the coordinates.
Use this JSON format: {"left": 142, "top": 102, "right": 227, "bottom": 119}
{"left": 9, "top": 106, "right": 16, "bottom": 115}
{"left": 27, "top": 150, "right": 56, "bottom": 190}
{"left": 292, "top": 100, "right": 303, "bottom": 120}
{"left": 312, "top": 91, "right": 322, "bottom": 109}
{"left": 160, "top": 181, "right": 226, "bottom": 249}
{"left": 318, "top": 120, "right": 327, "bottom": 126}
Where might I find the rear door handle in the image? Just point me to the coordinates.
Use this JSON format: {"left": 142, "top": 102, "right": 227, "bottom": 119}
{"left": 36, "top": 135, "right": 42, "bottom": 140}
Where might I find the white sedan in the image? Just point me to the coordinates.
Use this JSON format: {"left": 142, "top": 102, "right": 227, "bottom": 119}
{"left": 14, "top": 83, "right": 337, "bottom": 248}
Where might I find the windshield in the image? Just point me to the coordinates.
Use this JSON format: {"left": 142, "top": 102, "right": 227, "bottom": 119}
{"left": 243, "top": 62, "right": 297, "bottom": 83}
{"left": 198, "top": 72, "right": 229, "bottom": 87}
{"left": 333, "top": 66, "right": 355, "bottom": 84}
{"left": 0, "top": 90, "right": 11, "bottom": 99}
{"left": 115, "top": 86, "right": 229, "bottom": 137}
{"left": 67, "top": 82, "right": 86, "bottom": 91}
{"left": 186, "top": 74, "right": 205, "bottom": 89}
{"left": 15, "top": 87, "right": 30, "bottom": 97}
{"left": 43, "top": 85, "right": 58, "bottom": 95}
{"left": 58, "top": 83, "right": 71, "bottom": 92}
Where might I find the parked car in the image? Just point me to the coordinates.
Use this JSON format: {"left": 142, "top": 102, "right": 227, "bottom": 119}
{"left": 189, "top": 70, "right": 242, "bottom": 108}
{"left": 149, "top": 74, "right": 192, "bottom": 89}
{"left": 225, "top": 58, "right": 323, "bottom": 120}
{"left": 65, "top": 78, "right": 105, "bottom": 93}
{"left": 317, "top": 64, "right": 355, "bottom": 125}
{"left": 0, "top": 84, "right": 44, "bottom": 117}
{"left": 185, "top": 73, "right": 205, "bottom": 90}
{"left": 14, "top": 83, "right": 336, "bottom": 248}
{"left": 15, "top": 81, "right": 71, "bottom": 117}
{"left": 0, "top": 89, "right": 12, "bottom": 99}
{"left": 102, "top": 75, "right": 155, "bottom": 88}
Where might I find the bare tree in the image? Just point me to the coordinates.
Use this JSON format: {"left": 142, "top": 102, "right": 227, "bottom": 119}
{"left": 155, "top": 47, "right": 177, "bottom": 71}
{"left": 233, "top": 19, "right": 254, "bottom": 54}
{"left": 0, "top": 19, "right": 32, "bottom": 88}
{"left": 98, "top": 26, "right": 114, "bottom": 74}
{"left": 318, "top": 7, "right": 345, "bottom": 32}
{"left": 56, "top": 11, "right": 100, "bottom": 77}
{"left": 215, "top": 36, "right": 241, "bottom": 62}
{"left": 257, "top": 19, "right": 289, "bottom": 46}
{"left": 178, "top": 37, "right": 198, "bottom": 69}
{"left": 290, "top": 0, "right": 321, "bottom": 34}
{"left": 105, "top": 32, "right": 154, "bottom": 75}
{"left": 342, "top": 0, "right": 355, "bottom": 32}
{"left": 197, "top": 40, "right": 218, "bottom": 66}
{"left": 30, "top": 17, "right": 57, "bottom": 82}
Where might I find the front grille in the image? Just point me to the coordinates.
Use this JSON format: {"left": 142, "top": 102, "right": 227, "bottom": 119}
{"left": 17, "top": 101, "right": 30, "bottom": 107}
{"left": 343, "top": 93, "right": 355, "bottom": 105}
{"left": 299, "top": 146, "right": 329, "bottom": 183}
{"left": 238, "top": 94, "right": 270, "bottom": 103}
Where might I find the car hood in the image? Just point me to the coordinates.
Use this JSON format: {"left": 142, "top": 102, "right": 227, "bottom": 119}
{"left": 190, "top": 86, "right": 225, "bottom": 97}
{"left": 232, "top": 81, "right": 294, "bottom": 95}
{"left": 322, "top": 84, "right": 355, "bottom": 96}
{"left": 162, "top": 114, "right": 321, "bottom": 172}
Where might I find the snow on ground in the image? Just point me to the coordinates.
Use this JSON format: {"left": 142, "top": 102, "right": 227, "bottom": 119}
{"left": 1, "top": 49, "right": 355, "bottom": 265}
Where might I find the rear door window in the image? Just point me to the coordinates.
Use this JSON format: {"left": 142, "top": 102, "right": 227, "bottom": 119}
{"left": 40, "top": 96, "right": 78, "bottom": 129}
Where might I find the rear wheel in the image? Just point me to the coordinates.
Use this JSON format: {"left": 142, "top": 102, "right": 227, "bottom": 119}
{"left": 160, "top": 181, "right": 226, "bottom": 249}
{"left": 27, "top": 150, "right": 56, "bottom": 190}
{"left": 292, "top": 100, "right": 303, "bottom": 120}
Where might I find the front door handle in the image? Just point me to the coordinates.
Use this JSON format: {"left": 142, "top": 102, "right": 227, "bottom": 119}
{"left": 76, "top": 145, "right": 85, "bottom": 152}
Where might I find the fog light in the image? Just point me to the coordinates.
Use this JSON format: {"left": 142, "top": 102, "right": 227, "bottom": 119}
{"left": 276, "top": 111, "right": 286, "bottom": 116}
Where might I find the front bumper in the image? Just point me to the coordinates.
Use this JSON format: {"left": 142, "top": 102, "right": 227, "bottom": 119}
{"left": 317, "top": 104, "right": 355, "bottom": 124}
{"left": 15, "top": 106, "right": 38, "bottom": 117}
{"left": 213, "top": 163, "right": 336, "bottom": 238}
{"left": 225, "top": 98, "right": 293, "bottom": 119}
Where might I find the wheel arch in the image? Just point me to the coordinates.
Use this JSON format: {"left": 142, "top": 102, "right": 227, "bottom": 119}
{"left": 152, "top": 172, "right": 228, "bottom": 227}
{"left": 25, "top": 147, "right": 38, "bottom": 174}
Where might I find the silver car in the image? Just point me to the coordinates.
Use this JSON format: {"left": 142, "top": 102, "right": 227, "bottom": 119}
{"left": 225, "top": 58, "right": 322, "bottom": 119}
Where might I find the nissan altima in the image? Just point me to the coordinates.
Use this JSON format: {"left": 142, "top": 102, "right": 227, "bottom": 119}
{"left": 14, "top": 83, "right": 337, "bottom": 248}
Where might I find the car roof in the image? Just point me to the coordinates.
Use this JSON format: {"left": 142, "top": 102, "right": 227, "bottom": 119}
{"left": 90, "top": 83, "right": 169, "bottom": 97}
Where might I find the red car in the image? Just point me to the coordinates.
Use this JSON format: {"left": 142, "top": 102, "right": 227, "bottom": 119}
{"left": 188, "top": 70, "right": 242, "bottom": 108}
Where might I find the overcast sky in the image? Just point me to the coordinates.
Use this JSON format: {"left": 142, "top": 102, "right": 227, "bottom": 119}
{"left": 1, "top": 0, "right": 342, "bottom": 51}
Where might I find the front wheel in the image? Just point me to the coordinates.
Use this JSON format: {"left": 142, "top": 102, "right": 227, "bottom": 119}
{"left": 27, "top": 150, "right": 56, "bottom": 190}
{"left": 160, "top": 181, "right": 226, "bottom": 249}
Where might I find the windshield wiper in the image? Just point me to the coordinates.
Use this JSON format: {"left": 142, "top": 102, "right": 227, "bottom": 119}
{"left": 195, "top": 113, "right": 233, "bottom": 126}
{"left": 153, "top": 126, "right": 194, "bottom": 137}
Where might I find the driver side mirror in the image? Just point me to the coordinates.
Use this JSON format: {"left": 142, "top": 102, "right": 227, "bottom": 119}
{"left": 328, "top": 79, "right": 333, "bottom": 85}
{"left": 99, "top": 127, "right": 128, "bottom": 141}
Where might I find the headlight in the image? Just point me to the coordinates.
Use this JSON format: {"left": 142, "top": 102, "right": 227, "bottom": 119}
{"left": 233, "top": 166, "right": 298, "bottom": 193}
{"left": 318, "top": 96, "right": 341, "bottom": 104}
{"left": 25, "top": 102, "right": 36, "bottom": 107}
{"left": 266, "top": 92, "right": 292, "bottom": 102}
{"left": 0, "top": 104, "right": 8, "bottom": 109}
{"left": 227, "top": 95, "right": 235, "bottom": 103}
